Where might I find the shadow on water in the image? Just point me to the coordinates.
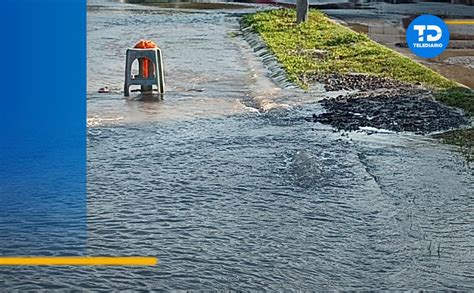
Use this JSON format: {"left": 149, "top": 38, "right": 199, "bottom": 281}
{"left": 129, "top": 93, "right": 165, "bottom": 101}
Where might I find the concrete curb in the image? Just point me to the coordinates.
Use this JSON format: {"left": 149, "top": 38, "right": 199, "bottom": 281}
{"left": 239, "top": 19, "right": 298, "bottom": 90}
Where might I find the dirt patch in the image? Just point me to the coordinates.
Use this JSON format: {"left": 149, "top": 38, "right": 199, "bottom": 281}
{"left": 306, "top": 89, "right": 469, "bottom": 134}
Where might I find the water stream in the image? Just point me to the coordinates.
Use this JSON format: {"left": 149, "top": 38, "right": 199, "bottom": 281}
{"left": 0, "top": 1, "right": 472, "bottom": 290}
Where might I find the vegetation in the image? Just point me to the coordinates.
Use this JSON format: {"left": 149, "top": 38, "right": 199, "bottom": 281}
{"left": 243, "top": 9, "right": 457, "bottom": 89}
{"left": 434, "top": 128, "right": 473, "bottom": 163}
{"left": 432, "top": 89, "right": 473, "bottom": 160}
{"left": 435, "top": 88, "right": 474, "bottom": 117}
{"left": 244, "top": 9, "right": 474, "bottom": 161}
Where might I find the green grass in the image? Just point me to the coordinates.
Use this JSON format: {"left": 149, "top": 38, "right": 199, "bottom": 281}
{"left": 435, "top": 88, "right": 474, "bottom": 117}
{"left": 243, "top": 9, "right": 457, "bottom": 89}
{"left": 434, "top": 128, "right": 473, "bottom": 163}
{"left": 244, "top": 9, "right": 474, "bottom": 161}
{"left": 433, "top": 88, "right": 474, "bottom": 160}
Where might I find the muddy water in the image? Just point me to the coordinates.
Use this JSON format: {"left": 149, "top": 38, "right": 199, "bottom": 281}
{"left": 1, "top": 1, "right": 473, "bottom": 290}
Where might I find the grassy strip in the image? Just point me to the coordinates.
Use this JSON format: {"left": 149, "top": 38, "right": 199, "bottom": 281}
{"left": 434, "top": 88, "right": 474, "bottom": 159}
{"left": 433, "top": 128, "right": 473, "bottom": 162}
{"left": 244, "top": 9, "right": 474, "bottom": 161}
{"left": 243, "top": 9, "right": 474, "bottom": 114}
{"left": 243, "top": 9, "right": 458, "bottom": 90}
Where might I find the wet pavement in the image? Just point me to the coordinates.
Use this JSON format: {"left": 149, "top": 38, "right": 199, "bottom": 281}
{"left": 0, "top": 0, "right": 473, "bottom": 290}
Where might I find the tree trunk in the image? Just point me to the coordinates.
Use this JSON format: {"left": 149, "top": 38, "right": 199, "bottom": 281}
{"left": 296, "top": 0, "right": 309, "bottom": 23}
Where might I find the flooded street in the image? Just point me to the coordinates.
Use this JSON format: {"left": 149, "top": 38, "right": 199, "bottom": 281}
{"left": 1, "top": 1, "right": 472, "bottom": 290}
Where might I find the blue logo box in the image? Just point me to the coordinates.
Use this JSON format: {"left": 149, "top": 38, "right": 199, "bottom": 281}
{"left": 406, "top": 14, "right": 450, "bottom": 59}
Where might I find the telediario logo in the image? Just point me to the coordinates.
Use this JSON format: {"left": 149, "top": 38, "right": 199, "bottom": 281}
{"left": 406, "top": 15, "right": 449, "bottom": 58}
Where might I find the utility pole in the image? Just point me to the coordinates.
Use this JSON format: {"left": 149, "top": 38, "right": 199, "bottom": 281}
{"left": 296, "top": 0, "right": 309, "bottom": 23}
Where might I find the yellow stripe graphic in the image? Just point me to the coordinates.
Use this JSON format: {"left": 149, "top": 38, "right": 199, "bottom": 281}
{"left": 445, "top": 20, "right": 474, "bottom": 25}
{"left": 0, "top": 257, "right": 158, "bottom": 266}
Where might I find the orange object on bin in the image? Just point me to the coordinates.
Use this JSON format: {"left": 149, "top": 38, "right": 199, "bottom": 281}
{"left": 134, "top": 40, "right": 158, "bottom": 78}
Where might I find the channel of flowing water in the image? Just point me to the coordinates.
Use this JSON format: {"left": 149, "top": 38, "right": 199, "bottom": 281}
{"left": 0, "top": 0, "right": 472, "bottom": 290}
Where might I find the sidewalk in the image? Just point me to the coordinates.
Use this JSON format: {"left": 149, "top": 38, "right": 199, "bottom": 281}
{"left": 323, "top": 2, "right": 474, "bottom": 88}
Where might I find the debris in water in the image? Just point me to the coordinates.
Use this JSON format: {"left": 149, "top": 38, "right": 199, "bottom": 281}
{"left": 98, "top": 86, "right": 110, "bottom": 93}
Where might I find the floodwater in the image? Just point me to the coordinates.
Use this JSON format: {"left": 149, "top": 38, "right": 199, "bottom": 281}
{"left": 1, "top": 0, "right": 473, "bottom": 290}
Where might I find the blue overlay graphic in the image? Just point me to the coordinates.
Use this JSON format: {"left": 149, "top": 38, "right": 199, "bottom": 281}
{"left": 0, "top": 0, "right": 86, "bottom": 255}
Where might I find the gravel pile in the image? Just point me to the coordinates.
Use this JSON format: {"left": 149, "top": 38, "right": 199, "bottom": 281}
{"left": 305, "top": 73, "right": 408, "bottom": 91}
{"left": 306, "top": 91, "right": 469, "bottom": 134}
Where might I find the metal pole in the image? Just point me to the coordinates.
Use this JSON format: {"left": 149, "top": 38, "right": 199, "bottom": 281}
{"left": 296, "top": 0, "right": 309, "bottom": 23}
